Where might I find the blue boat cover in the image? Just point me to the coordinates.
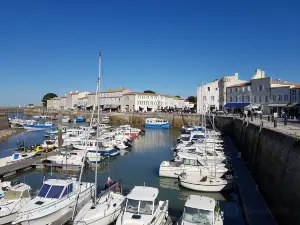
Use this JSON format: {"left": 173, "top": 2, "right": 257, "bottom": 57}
{"left": 224, "top": 103, "right": 250, "bottom": 107}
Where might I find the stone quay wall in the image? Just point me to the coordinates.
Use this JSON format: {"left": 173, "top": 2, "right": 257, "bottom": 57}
{"left": 214, "top": 116, "right": 300, "bottom": 225}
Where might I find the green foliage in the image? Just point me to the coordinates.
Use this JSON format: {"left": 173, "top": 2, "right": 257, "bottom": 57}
{"left": 175, "top": 95, "right": 181, "bottom": 98}
{"left": 42, "top": 93, "right": 57, "bottom": 106}
{"left": 143, "top": 90, "right": 156, "bottom": 94}
{"left": 187, "top": 96, "right": 197, "bottom": 103}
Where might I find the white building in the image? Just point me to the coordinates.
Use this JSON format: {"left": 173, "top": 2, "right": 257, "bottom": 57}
{"left": 226, "top": 69, "right": 297, "bottom": 114}
{"left": 46, "top": 96, "right": 66, "bottom": 110}
{"left": 65, "top": 91, "right": 90, "bottom": 110}
{"left": 87, "top": 88, "right": 131, "bottom": 111}
{"left": 197, "top": 73, "right": 246, "bottom": 113}
{"left": 121, "top": 92, "right": 185, "bottom": 112}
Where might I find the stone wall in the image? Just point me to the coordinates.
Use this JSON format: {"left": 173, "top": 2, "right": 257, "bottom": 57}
{"left": 0, "top": 113, "right": 9, "bottom": 130}
{"left": 215, "top": 116, "right": 300, "bottom": 225}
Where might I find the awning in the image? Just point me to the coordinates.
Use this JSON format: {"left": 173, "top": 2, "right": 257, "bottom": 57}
{"left": 104, "top": 105, "right": 112, "bottom": 109}
{"left": 286, "top": 103, "right": 300, "bottom": 108}
{"left": 267, "top": 103, "right": 287, "bottom": 107}
{"left": 110, "top": 105, "right": 120, "bottom": 109}
{"left": 224, "top": 103, "right": 250, "bottom": 107}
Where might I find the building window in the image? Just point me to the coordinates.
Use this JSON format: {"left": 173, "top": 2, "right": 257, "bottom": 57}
{"left": 242, "top": 96, "right": 245, "bottom": 102}
{"left": 248, "top": 86, "right": 251, "bottom": 92}
{"left": 242, "top": 87, "right": 245, "bottom": 92}
{"left": 211, "top": 96, "right": 214, "bottom": 101}
{"left": 259, "top": 96, "right": 262, "bottom": 102}
{"left": 203, "top": 96, "right": 207, "bottom": 101}
{"left": 235, "top": 88, "right": 238, "bottom": 92}
{"left": 215, "top": 88, "right": 218, "bottom": 90}
{"left": 284, "top": 94, "right": 289, "bottom": 101}
{"left": 247, "top": 96, "right": 250, "bottom": 102}
{"left": 258, "top": 85, "right": 264, "bottom": 91}
{"left": 265, "top": 96, "right": 268, "bottom": 102}
{"left": 292, "top": 95, "right": 296, "bottom": 102}
{"left": 230, "top": 88, "right": 233, "bottom": 93}
{"left": 254, "top": 96, "right": 257, "bottom": 103}
{"left": 272, "top": 95, "right": 276, "bottom": 102}
{"left": 235, "top": 96, "right": 238, "bottom": 102}
{"left": 208, "top": 87, "right": 210, "bottom": 91}
{"left": 230, "top": 96, "right": 233, "bottom": 102}
{"left": 292, "top": 90, "right": 296, "bottom": 95}
{"left": 278, "top": 95, "right": 282, "bottom": 101}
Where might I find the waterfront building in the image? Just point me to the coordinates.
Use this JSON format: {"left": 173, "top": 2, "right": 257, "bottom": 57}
{"left": 197, "top": 72, "right": 246, "bottom": 113}
{"left": 46, "top": 96, "right": 66, "bottom": 110}
{"left": 121, "top": 92, "right": 185, "bottom": 112}
{"left": 87, "top": 88, "right": 131, "bottom": 111}
{"left": 65, "top": 91, "right": 90, "bottom": 110}
{"left": 226, "top": 69, "right": 298, "bottom": 114}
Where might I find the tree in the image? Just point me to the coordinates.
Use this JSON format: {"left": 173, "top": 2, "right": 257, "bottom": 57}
{"left": 42, "top": 93, "right": 57, "bottom": 106}
{"left": 143, "top": 90, "right": 156, "bottom": 94}
{"left": 187, "top": 96, "right": 197, "bottom": 103}
{"left": 175, "top": 95, "right": 181, "bottom": 99}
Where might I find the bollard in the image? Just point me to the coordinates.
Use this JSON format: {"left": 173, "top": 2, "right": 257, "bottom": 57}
{"left": 274, "top": 119, "right": 277, "bottom": 127}
{"left": 284, "top": 116, "right": 287, "bottom": 126}
{"left": 268, "top": 115, "right": 270, "bottom": 122}
{"left": 271, "top": 115, "right": 274, "bottom": 122}
{"left": 251, "top": 115, "right": 253, "bottom": 121}
{"left": 260, "top": 114, "right": 262, "bottom": 120}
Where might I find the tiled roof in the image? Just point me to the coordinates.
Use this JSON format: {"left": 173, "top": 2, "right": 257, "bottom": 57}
{"left": 228, "top": 82, "right": 251, "bottom": 87}
{"left": 123, "top": 92, "right": 159, "bottom": 96}
{"left": 271, "top": 81, "right": 295, "bottom": 85}
{"left": 101, "top": 88, "right": 128, "bottom": 93}
{"left": 291, "top": 84, "right": 300, "bottom": 89}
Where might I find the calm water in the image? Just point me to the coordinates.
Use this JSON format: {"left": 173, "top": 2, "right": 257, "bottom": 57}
{"left": 1, "top": 115, "right": 245, "bottom": 224}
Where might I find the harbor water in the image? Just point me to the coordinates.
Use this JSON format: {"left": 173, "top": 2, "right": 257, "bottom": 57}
{"left": 0, "top": 117, "right": 245, "bottom": 224}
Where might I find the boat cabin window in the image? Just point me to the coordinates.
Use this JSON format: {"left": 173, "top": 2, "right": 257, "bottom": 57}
{"left": 4, "top": 190, "right": 22, "bottom": 200}
{"left": 183, "top": 206, "right": 213, "bottom": 225}
{"left": 126, "top": 198, "right": 154, "bottom": 215}
{"left": 62, "top": 184, "right": 73, "bottom": 197}
{"left": 38, "top": 184, "right": 65, "bottom": 199}
{"left": 181, "top": 136, "right": 190, "bottom": 142}
{"left": 183, "top": 159, "right": 199, "bottom": 166}
{"left": 21, "top": 189, "right": 30, "bottom": 198}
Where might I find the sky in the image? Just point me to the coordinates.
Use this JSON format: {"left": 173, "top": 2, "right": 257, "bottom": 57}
{"left": 0, "top": 0, "right": 300, "bottom": 106}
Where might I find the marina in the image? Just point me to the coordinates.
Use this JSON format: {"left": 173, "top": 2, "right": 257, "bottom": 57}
{"left": 0, "top": 118, "right": 246, "bottom": 225}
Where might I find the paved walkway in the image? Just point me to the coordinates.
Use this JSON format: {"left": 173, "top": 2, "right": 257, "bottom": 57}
{"left": 237, "top": 116, "right": 300, "bottom": 137}
{"left": 225, "top": 136, "right": 277, "bottom": 225}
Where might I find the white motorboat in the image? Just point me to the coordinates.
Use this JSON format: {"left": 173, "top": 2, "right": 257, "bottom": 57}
{"left": 177, "top": 195, "right": 223, "bottom": 225}
{"left": 116, "top": 186, "right": 169, "bottom": 225}
{"left": 178, "top": 173, "right": 234, "bottom": 192}
{"left": 0, "top": 152, "right": 37, "bottom": 167}
{"left": 44, "top": 150, "right": 85, "bottom": 166}
{"left": 0, "top": 183, "right": 31, "bottom": 224}
{"left": 62, "top": 116, "right": 72, "bottom": 123}
{"left": 74, "top": 180, "right": 125, "bottom": 225}
{"left": 101, "top": 116, "right": 110, "bottom": 124}
{"left": 159, "top": 154, "right": 229, "bottom": 178}
{"left": 12, "top": 178, "right": 95, "bottom": 225}
{"left": 41, "top": 140, "right": 55, "bottom": 149}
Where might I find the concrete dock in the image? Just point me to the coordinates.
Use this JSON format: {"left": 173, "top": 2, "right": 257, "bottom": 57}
{"left": 224, "top": 136, "right": 277, "bottom": 225}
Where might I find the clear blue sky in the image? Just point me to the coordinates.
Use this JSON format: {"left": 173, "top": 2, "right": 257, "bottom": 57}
{"left": 1, "top": 0, "right": 299, "bottom": 106}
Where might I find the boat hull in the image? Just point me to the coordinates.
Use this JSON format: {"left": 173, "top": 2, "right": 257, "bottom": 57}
{"left": 0, "top": 212, "right": 16, "bottom": 224}
{"left": 12, "top": 184, "right": 95, "bottom": 225}
{"left": 179, "top": 180, "right": 234, "bottom": 192}
{"left": 24, "top": 125, "right": 54, "bottom": 130}
{"left": 145, "top": 123, "right": 171, "bottom": 129}
{"left": 159, "top": 167, "right": 226, "bottom": 178}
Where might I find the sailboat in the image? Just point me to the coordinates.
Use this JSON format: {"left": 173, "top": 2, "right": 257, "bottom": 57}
{"left": 73, "top": 52, "right": 125, "bottom": 225}
{"left": 178, "top": 88, "right": 234, "bottom": 192}
{"left": 12, "top": 67, "right": 95, "bottom": 225}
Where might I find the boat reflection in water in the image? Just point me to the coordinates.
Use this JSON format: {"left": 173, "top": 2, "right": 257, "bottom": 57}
{"left": 159, "top": 177, "right": 233, "bottom": 202}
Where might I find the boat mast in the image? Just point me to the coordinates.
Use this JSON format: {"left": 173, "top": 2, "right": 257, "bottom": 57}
{"left": 72, "top": 53, "right": 101, "bottom": 220}
{"left": 94, "top": 52, "right": 102, "bottom": 205}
